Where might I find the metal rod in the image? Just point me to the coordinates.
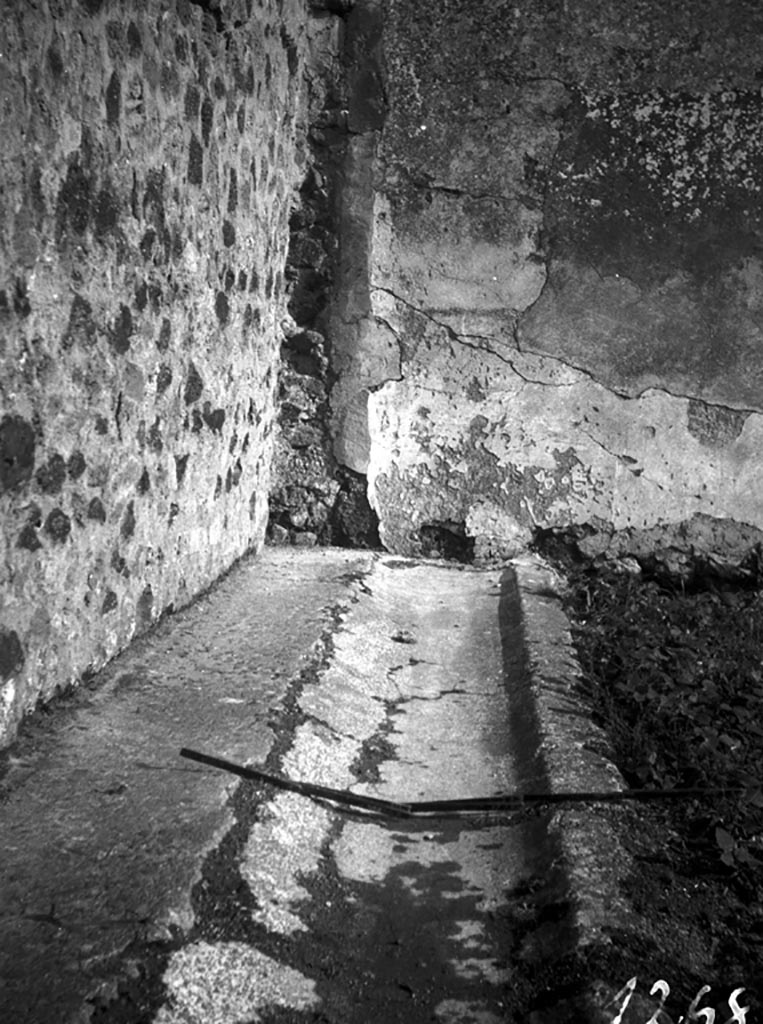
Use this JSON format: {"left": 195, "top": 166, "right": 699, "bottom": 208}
{"left": 180, "top": 747, "right": 750, "bottom": 819}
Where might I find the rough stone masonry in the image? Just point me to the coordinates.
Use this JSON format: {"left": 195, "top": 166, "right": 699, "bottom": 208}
{"left": 0, "top": 0, "right": 344, "bottom": 746}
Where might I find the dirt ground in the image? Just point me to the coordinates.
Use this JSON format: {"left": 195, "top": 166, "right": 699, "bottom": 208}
{"left": 543, "top": 543, "right": 763, "bottom": 1023}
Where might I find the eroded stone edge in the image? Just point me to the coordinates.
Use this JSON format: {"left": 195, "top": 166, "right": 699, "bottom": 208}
{"left": 512, "top": 552, "right": 639, "bottom": 1018}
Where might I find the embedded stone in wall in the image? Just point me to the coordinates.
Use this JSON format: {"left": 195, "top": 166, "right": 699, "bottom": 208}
{"left": 268, "top": 323, "right": 340, "bottom": 544}
{"left": 686, "top": 399, "right": 750, "bottom": 448}
{"left": 0, "top": 415, "right": 36, "bottom": 494}
{"left": 0, "top": 628, "right": 25, "bottom": 682}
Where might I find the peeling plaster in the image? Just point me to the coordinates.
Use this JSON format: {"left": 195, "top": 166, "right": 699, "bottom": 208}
{"left": 332, "top": 0, "right": 763, "bottom": 567}
{"left": 366, "top": 311, "right": 763, "bottom": 560}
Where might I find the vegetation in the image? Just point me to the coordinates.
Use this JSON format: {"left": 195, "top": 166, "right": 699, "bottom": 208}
{"left": 551, "top": 553, "right": 763, "bottom": 1010}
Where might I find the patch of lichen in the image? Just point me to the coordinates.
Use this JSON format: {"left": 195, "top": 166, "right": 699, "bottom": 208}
{"left": 546, "top": 88, "right": 763, "bottom": 289}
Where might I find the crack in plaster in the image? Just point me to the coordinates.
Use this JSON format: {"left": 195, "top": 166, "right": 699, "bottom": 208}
{"left": 371, "top": 285, "right": 584, "bottom": 388}
{"left": 371, "top": 314, "right": 405, "bottom": 385}
{"left": 372, "top": 286, "right": 760, "bottom": 419}
{"left": 410, "top": 177, "right": 539, "bottom": 211}
{"left": 518, "top": 311, "right": 762, "bottom": 411}
{"left": 389, "top": 65, "right": 762, "bottom": 417}
{"left": 574, "top": 427, "right": 667, "bottom": 493}
{"left": 372, "top": 285, "right": 515, "bottom": 353}
{"left": 513, "top": 272, "right": 763, "bottom": 414}
{"left": 510, "top": 98, "right": 763, "bottom": 417}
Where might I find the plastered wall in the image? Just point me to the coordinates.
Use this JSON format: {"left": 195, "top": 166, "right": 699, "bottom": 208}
{"left": 0, "top": 0, "right": 318, "bottom": 745}
{"left": 333, "top": 0, "right": 763, "bottom": 573}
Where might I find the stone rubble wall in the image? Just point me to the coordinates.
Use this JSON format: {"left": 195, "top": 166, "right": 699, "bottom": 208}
{"left": 0, "top": 0, "right": 317, "bottom": 745}
{"left": 269, "top": 0, "right": 382, "bottom": 549}
{"left": 268, "top": 27, "right": 343, "bottom": 547}
{"left": 335, "top": 0, "right": 763, "bottom": 574}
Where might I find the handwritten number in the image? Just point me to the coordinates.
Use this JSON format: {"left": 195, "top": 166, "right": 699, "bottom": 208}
{"left": 609, "top": 979, "right": 750, "bottom": 1024}
{"left": 611, "top": 977, "right": 638, "bottom": 1024}
{"left": 694, "top": 1009, "right": 716, "bottom": 1023}
{"left": 678, "top": 984, "right": 712, "bottom": 1023}
{"left": 647, "top": 980, "right": 670, "bottom": 1024}
{"left": 722, "top": 989, "right": 749, "bottom": 1024}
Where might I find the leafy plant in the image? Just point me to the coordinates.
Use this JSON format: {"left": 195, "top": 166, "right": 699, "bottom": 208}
{"left": 560, "top": 564, "right": 763, "bottom": 887}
